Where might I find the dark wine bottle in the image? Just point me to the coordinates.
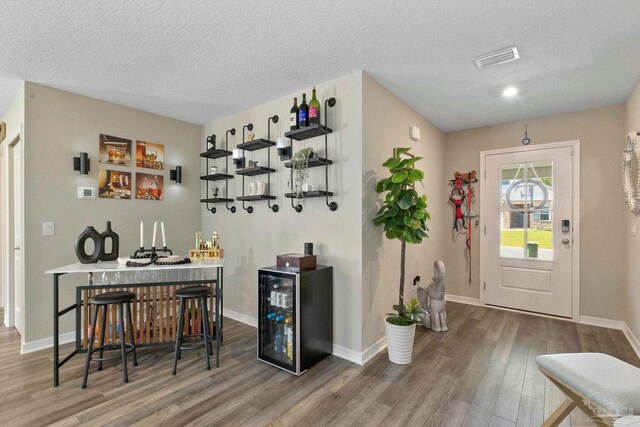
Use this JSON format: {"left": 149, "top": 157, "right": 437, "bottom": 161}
{"left": 309, "top": 86, "right": 320, "bottom": 125}
{"left": 289, "top": 97, "right": 299, "bottom": 130}
{"left": 298, "top": 93, "right": 309, "bottom": 128}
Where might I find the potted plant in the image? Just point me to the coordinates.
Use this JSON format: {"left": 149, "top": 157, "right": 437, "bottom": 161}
{"left": 373, "top": 147, "right": 430, "bottom": 364}
{"left": 290, "top": 147, "right": 315, "bottom": 198}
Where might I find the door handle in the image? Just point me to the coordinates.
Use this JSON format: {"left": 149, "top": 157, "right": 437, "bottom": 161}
{"left": 562, "top": 238, "right": 570, "bottom": 244}
{"left": 14, "top": 247, "right": 20, "bottom": 250}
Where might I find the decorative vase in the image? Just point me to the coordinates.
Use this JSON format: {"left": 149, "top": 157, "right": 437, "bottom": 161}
{"left": 384, "top": 318, "right": 416, "bottom": 364}
{"left": 100, "top": 221, "right": 119, "bottom": 261}
{"left": 75, "top": 226, "right": 104, "bottom": 264}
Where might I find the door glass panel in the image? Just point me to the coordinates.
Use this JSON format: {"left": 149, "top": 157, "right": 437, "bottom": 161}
{"left": 500, "top": 161, "right": 553, "bottom": 260}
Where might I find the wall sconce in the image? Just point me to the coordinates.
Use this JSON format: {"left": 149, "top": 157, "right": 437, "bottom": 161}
{"left": 73, "top": 152, "right": 90, "bottom": 175}
{"left": 232, "top": 149, "right": 245, "bottom": 169}
{"left": 170, "top": 166, "right": 182, "bottom": 184}
{"left": 277, "top": 138, "right": 291, "bottom": 160}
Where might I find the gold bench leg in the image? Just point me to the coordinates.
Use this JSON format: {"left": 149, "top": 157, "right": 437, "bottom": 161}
{"left": 542, "top": 398, "right": 576, "bottom": 427}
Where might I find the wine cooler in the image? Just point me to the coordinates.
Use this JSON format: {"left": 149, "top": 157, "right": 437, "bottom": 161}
{"left": 258, "top": 266, "right": 333, "bottom": 375}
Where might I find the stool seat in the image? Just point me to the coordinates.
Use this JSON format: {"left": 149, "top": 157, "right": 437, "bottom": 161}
{"left": 174, "top": 286, "right": 211, "bottom": 298}
{"left": 90, "top": 291, "right": 135, "bottom": 305}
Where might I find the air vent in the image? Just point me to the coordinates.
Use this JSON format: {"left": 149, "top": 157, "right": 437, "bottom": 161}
{"left": 473, "top": 46, "right": 520, "bottom": 69}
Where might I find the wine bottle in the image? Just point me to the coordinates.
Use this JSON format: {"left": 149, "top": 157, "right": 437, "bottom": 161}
{"left": 267, "top": 312, "right": 276, "bottom": 320}
{"left": 289, "top": 97, "right": 299, "bottom": 130}
{"left": 309, "top": 86, "right": 320, "bottom": 125}
{"left": 298, "top": 93, "right": 309, "bottom": 128}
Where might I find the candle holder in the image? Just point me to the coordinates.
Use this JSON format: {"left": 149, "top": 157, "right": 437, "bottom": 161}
{"left": 132, "top": 246, "right": 173, "bottom": 258}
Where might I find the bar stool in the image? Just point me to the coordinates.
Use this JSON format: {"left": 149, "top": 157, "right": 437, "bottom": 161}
{"left": 82, "top": 291, "right": 137, "bottom": 389}
{"left": 172, "top": 286, "right": 214, "bottom": 375}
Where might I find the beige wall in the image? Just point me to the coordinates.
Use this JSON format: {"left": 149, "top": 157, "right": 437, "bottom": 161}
{"left": 1, "top": 83, "right": 25, "bottom": 325}
{"left": 361, "top": 73, "right": 447, "bottom": 350}
{"left": 623, "top": 81, "right": 640, "bottom": 340}
{"left": 22, "top": 83, "right": 202, "bottom": 344}
{"left": 201, "top": 71, "right": 364, "bottom": 353}
{"left": 444, "top": 105, "right": 626, "bottom": 321}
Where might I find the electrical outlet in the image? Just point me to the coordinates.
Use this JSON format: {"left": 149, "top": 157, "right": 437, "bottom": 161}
{"left": 43, "top": 222, "right": 55, "bottom": 236}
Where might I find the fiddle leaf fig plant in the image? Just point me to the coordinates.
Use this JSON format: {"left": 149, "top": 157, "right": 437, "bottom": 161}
{"left": 373, "top": 147, "right": 430, "bottom": 322}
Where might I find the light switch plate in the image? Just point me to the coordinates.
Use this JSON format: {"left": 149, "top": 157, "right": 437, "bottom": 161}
{"left": 43, "top": 222, "right": 55, "bottom": 236}
{"left": 77, "top": 187, "right": 96, "bottom": 199}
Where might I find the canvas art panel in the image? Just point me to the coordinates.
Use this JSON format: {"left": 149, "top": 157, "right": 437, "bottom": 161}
{"left": 99, "top": 134, "right": 132, "bottom": 166}
{"left": 98, "top": 169, "right": 132, "bottom": 199}
{"left": 136, "top": 173, "right": 164, "bottom": 200}
{"left": 136, "top": 141, "right": 165, "bottom": 170}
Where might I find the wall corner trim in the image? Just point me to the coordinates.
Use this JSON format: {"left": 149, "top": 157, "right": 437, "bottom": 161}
{"left": 578, "top": 315, "right": 625, "bottom": 330}
{"left": 223, "top": 308, "right": 258, "bottom": 328}
{"left": 622, "top": 323, "right": 640, "bottom": 359}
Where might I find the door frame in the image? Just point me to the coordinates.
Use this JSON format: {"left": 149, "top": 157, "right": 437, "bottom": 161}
{"left": 479, "top": 140, "right": 581, "bottom": 322}
{"left": 2, "top": 128, "right": 23, "bottom": 331}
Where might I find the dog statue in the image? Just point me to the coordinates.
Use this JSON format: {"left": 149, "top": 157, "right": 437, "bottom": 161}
{"left": 417, "top": 260, "right": 448, "bottom": 332}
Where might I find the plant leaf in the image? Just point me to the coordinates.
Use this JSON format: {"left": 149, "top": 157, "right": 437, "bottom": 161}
{"left": 391, "top": 170, "right": 408, "bottom": 183}
{"left": 382, "top": 157, "right": 402, "bottom": 169}
{"left": 398, "top": 193, "right": 415, "bottom": 210}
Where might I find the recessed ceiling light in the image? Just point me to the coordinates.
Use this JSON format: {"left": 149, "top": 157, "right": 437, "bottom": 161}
{"left": 503, "top": 86, "right": 518, "bottom": 98}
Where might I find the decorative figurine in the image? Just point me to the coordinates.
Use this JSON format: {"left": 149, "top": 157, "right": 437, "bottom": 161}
{"left": 417, "top": 260, "right": 448, "bottom": 332}
{"left": 247, "top": 132, "right": 255, "bottom": 141}
{"left": 248, "top": 160, "right": 259, "bottom": 168}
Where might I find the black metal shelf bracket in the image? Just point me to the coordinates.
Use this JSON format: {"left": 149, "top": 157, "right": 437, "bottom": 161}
{"left": 324, "top": 97, "right": 338, "bottom": 211}
{"left": 267, "top": 115, "right": 279, "bottom": 213}
{"left": 225, "top": 128, "right": 236, "bottom": 213}
{"left": 240, "top": 123, "right": 254, "bottom": 214}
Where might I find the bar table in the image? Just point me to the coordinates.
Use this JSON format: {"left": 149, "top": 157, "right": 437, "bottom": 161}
{"left": 45, "top": 259, "right": 223, "bottom": 387}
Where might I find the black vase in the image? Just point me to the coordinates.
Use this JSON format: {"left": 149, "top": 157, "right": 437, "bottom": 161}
{"left": 75, "top": 226, "right": 104, "bottom": 264}
{"left": 100, "top": 221, "right": 119, "bottom": 261}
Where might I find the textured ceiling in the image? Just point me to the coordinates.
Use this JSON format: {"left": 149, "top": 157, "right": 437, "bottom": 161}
{"left": 1, "top": 0, "right": 640, "bottom": 132}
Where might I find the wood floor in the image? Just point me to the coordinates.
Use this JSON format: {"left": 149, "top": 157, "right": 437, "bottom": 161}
{"left": 1, "top": 302, "right": 638, "bottom": 427}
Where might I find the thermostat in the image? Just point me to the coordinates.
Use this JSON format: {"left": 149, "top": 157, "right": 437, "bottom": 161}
{"left": 77, "top": 187, "right": 96, "bottom": 199}
{"left": 410, "top": 125, "right": 421, "bottom": 142}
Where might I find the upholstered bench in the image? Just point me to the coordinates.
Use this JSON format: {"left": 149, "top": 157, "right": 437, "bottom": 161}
{"left": 536, "top": 353, "right": 640, "bottom": 426}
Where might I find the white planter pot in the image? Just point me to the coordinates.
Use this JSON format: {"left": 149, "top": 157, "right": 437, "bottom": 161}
{"left": 385, "top": 318, "right": 416, "bottom": 364}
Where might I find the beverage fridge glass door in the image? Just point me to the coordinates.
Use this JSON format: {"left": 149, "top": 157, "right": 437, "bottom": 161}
{"left": 258, "top": 270, "right": 297, "bottom": 372}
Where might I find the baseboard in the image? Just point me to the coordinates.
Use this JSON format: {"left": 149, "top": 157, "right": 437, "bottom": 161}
{"left": 223, "top": 308, "right": 258, "bottom": 328}
{"left": 445, "top": 294, "right": 481, "bottom": 306}
{"left": 579, "top": 315, "right": 625, "bottom": 330}
{"left": 332, "top": 344, "right": 363, "bottom": 365}
{"left": 622, "top": 323, "right": 640, "bottom": 359}
{"left": 21, "top": 331, "right": 76, "bottom": 355}
{"left": 361, "top": 336, "right": 387, "bottom": 365}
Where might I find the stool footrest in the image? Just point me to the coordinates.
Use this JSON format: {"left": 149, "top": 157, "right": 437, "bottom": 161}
{"left": 90, "top": 343, "right": 136, "bottom": 362}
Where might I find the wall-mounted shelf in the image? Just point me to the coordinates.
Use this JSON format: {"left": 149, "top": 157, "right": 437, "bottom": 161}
{"left": 200, "top": 198, "right": 234, "bottom": 203}
{"left": 285, "top": 190, "right": 333, "bottom": 199}
{"left": 285, "top": 97, "right": 338, "bottom": 213}
{"left": 284, "top": 156, "right": 333, "bottom": 169}
{"left": 201, "top": 130, "right": 237, "bottom": 214}
{"left": 284, "top": 124, "right": 333, "bottom": 141}
{"left": 200, "top": 148, "right": 232, "bottom": 159}
{"left": 200, "top": 173, "right": 234, "bottom": 181}
{"left": 236, "top": 166, "right": 276, "bottom": 176}
{"left": 236, "top": 138, "right": 276, "bottom": 151}
{"left": 236, "top": 116, "right": 280, "bottom": 213}
{"left": 237, "top": 195, "right": 277, "bottom": 201}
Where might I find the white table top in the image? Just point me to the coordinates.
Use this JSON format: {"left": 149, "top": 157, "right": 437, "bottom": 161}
{"left": 45, "top": 259, "right": 224, "bottom": 275}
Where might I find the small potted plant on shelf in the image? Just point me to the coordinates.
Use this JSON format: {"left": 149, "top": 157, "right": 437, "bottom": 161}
{"left": 290, "top": 147, "right": 315, "bottom": 198}
{"left": 373, "top": 147, "right": 430, "bottom": 364}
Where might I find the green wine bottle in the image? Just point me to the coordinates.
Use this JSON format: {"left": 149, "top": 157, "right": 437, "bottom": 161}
{"left": 309, "top": 86, "right": 320, "bottom": 125}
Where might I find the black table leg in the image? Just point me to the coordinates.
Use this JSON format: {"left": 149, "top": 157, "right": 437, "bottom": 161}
{"left": 53, "top": 273, "right": 60, "bottom": 387}
{"left": 216, "top": 267, "right": 221, "bottom": 368}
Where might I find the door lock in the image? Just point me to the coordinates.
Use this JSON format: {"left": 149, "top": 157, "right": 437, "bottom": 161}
{"left": 562, "top": 238, "right": 570, "bottom": 244}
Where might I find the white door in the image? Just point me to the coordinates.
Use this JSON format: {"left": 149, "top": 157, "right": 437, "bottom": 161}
{"left": 12, "top": 141, "right": 24, "bottom": 335}
{"left": 481, "top": 143, "right": 577, "bottom": 318}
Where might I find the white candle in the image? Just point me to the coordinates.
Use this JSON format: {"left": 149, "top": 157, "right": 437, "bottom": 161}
{"left": 140, "top": 221, "right": 144, "bottom": 248}
{"left": 232, "top": 149, "right": 241, "bottom": 159}
{"left": 152, "top": 221, "right": 157, "bottom": 248}
{"left": 276, "top": 138, "right": 285, "bottom": 149}
{"left": 161, "top": 221, "right": 167, "bottom": 248}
